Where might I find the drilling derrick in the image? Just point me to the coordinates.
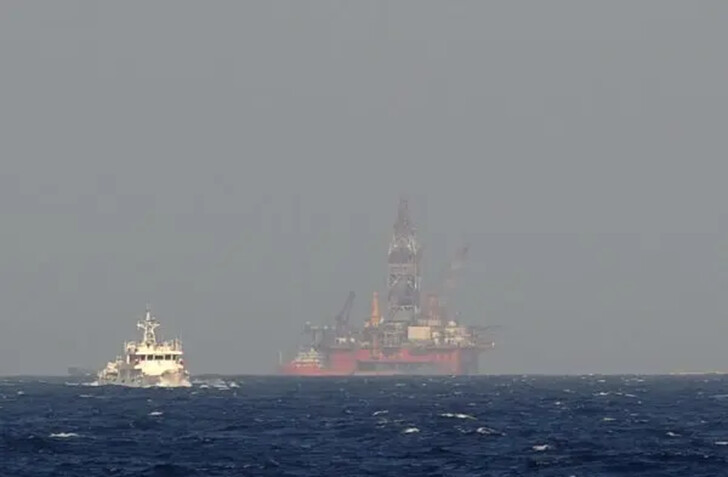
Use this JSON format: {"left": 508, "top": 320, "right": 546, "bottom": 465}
{"left": 386, "top": 197, "right": 422, "bottom": 323}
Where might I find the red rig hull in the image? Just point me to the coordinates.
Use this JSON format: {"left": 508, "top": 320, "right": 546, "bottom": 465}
{"left": 280, "top": 346, "right": 485, "bottom": 377}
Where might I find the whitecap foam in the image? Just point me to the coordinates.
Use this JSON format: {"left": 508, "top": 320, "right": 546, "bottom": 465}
{"left": 476, "top": 426, "right": 503, "bottom": 436}
{"left": 50, "top": 432, "right": 79, "bottom": 438}
{"left": 440, "top": 412, "right": 476, "bottom": 420}
{"left": 402, "top": 427, "right": 420, "bottom": 434}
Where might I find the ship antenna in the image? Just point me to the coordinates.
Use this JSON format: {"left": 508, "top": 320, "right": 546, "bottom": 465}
{"left": 137, "top": 305, "right": 160, "bottom": 345}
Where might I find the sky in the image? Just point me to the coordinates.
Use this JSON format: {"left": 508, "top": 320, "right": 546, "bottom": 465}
{"left": 1, "top": 1, "right": 727, "bottom": 375}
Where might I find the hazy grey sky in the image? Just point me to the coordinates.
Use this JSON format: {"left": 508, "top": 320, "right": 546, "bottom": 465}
{"left": 1, "top": 2, "right": 727, "bottom": 375}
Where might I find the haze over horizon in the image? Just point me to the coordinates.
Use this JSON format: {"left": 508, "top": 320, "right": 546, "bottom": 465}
{"left": 1, "top": 2, "right": 728, "bottom": 376}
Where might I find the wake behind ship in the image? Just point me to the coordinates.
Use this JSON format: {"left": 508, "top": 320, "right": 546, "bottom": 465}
{"left": 96, "top": 307, "right": 191, "bottom": 387}
{"left": 280, "top": 198, "right": 495, "bottom": 376}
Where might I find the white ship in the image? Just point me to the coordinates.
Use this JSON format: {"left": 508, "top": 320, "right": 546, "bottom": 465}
{"left": 96, "top": 307, "right": 191, "bottom": 388}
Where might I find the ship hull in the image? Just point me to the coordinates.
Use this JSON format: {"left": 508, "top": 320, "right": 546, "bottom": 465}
{"left": 278, "top": 366, "right": 354, "bottom": 377}
{"left": 96, "top": 368, "right": 191, "bottom": 388}
{"left": 280, "top": 347, "right": 485, "bottom": 377}
{"left": 96, "top": 376, "right": 192, "bottom": 388}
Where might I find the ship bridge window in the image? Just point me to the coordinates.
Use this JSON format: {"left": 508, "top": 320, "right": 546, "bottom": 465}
{"left": 155, "top": 355, "right": 164, "bottom": 360}
{"left": 164, "top": 355, "right": 172, "bottom": 360}
{"left": 139, "top": 355, "right": 146, "bottom": 361}
{"left": 147, "top": 355, "right": 154, "bottom": 360}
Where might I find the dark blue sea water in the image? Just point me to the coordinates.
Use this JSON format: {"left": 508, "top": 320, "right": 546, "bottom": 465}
{"left": 3, "top": 375, "right": 728, "bottom": 476}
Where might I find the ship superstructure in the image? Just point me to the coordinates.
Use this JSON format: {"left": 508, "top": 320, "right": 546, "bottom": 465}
{"left": 281, "top": 198, "right": 495, "bottom": 376}
{"left": 96, "top": 307, "right": 191, "bottom": 387}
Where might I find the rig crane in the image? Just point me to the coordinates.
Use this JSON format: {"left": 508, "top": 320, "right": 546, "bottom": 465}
{"left": 334, "top": 291, "right": 355, "bottom": 335}
{"left": 438, "top": 244, "right": 470, "bottom": 322}
{"left": 302, "top": 291, "right": 356, "bottom": 349}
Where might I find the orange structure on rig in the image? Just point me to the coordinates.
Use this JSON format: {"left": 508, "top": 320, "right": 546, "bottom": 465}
{"left": 279, "top": 198, "right": 495, "bottom": 376}
{"left": 369, "top": 292, "right": 381, "bottom": 328}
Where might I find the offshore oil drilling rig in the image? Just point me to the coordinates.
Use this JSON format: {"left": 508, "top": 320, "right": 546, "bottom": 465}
{"left": 279, "top": 198, "right": 495, "bottom": 376}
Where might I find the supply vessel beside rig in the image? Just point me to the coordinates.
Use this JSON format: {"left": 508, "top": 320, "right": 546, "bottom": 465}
{"left": 280, "top": 198, "right": 495, "bottom": 376}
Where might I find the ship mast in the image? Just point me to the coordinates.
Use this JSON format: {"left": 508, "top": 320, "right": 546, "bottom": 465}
{"left": 137, "top": 306, "right": 160, "bottom": 345}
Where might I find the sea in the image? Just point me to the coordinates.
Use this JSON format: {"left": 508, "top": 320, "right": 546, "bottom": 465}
{"left": 2, "top": 375, "right": 728, "bottom": 476}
